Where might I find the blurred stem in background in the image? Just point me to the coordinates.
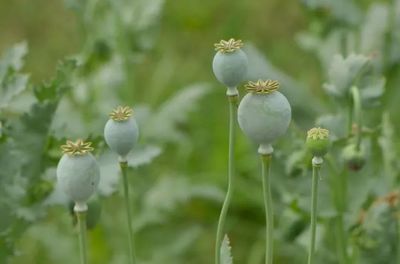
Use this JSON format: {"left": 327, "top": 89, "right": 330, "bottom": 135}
{"left": 350, "top": 86, "right": 362, "bottom": 151}
{"left": 215, "top": 94, "right": 238, "bottom": 264}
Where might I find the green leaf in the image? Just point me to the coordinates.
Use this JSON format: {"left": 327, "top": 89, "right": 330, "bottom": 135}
{"left": 360, "top": 4, "right": 389, "bottom": 56}
{"left": 220, "top": 234, "right": 233, "bottom": 264}
{"left": 244, "top": 44, "right": 322, "bottom": 119}
{"left": 97, "top": 145, "right": 163, "bottom": 196}
{"left": 323, "top": 54, "right": 370, "bottom": 98}
{"left": 33, "top": 60, "right": 77, "bottom": 102}
{"left": 143, "top": 83, "right": 211, "bottom": 142}
{"left": 0, "top": 41, "right": 27, "bottom": 78}
{"left": 359, "top": 77, "right": 385, "bottom": 107}
{"left": 0, "top": 42, "right": 29, "bottom": 108}
{"left": 316, "top": 113, "right": 347, "bottom": 140}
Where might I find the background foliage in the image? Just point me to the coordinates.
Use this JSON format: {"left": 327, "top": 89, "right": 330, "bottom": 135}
{"left": 1, "top": 0, "right": 400, "bottom": 263}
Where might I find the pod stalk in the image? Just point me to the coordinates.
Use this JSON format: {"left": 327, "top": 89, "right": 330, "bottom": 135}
{"left": 215, "top": 94, "right": 237, "bottom": 264}
{"left": 261, "top": 153, "right": 274, "bottom": 264}
{"left": 120, "top": 160, "right": 138, "bottom": 264}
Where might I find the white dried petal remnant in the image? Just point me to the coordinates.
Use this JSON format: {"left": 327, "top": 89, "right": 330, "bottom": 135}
{"left": 61, "top": 139, "right": 94, "bottom": 156}
{"left": 109, "top": 106, "right": 133, "bottom": 121}
{"left": 307, "top": 127, "right": 329, "bottom": 140}
{"left": 214, "top": 38, "right": 244, "bottom": 53}
{"left": 245, "top": 80, "right": 279, "bottom": 94}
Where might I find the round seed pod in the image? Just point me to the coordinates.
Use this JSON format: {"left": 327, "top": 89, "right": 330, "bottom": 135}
{"left": 342, "top": 143, "right": 366, "bottom": 171}
{"left": 57, "top": 140, "right": 100, "bottom": 204}
{"left": 104, "top": 106, "right": 139, "bottom": 158}
{"left": 306, "top": 127, "right": 330, "bottom": 157}
{"left": 212, "top": 38, "right": 248, "bottom": 89}
{"left": 238, "top": 80, "right": 291, "bottom": 146}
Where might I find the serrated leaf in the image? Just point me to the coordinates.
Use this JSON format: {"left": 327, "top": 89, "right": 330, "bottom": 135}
{"left": 301, "top": 0, "right": 361, "bottom": 26}
{"left": 360, "top": 4, "right": 389, "bottom": 56}
{"left": 97, "top": 145, "right": 162, "bottom": 196}
{"left": 323, "top": 54, "right": 370, "bottom": 98}
{"left": 143, "top": 83, "right": 211, "bottom": 142}
{"left": 0, "top": 42, "right": 27, "bottom": 79}
{"left": 244, "top": 44, "right": 322, "bottom": 118}
{"left": 143, "top": 176, "right": 223, "bottom": 213}
{"left": 359, "top": 77, "right": 385, "bottom": 107}
{"left": 316, "top": 113, "right": 347, "bottom": 140}
{"left": 220, "top": 234, "right": 233, "bottom": 264}
{"left": 33, "top": 60, "right": 77, "bottom": 102}
{"left": 0, "top": 42, "right": 29, "bottom": 108}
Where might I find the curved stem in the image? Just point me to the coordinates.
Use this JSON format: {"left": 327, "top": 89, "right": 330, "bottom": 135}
{"left": 308, "top": 159, "right": 321, "bottom": 264}
{"left": 76, "top": 210, "right": 88, "bottom": 264}
{"left": 215, "top": 95, "right": 238, "bottom": 264}
{"left": 120, "top": 161, "right": 137, "bottom": 264}
{"left": 261, "top": 154, "right": 273, "bottom": 264}
{"left": 350, "top": 86, "right": 362, "bottom": 150}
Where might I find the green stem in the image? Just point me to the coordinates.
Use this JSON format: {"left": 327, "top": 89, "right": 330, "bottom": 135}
{"left": 340, "top": 30, "right": 348, "bottom": 57}
{"left": 261, "top": 154, "right": 273, "bottom": 264}
{"left": 308, "top": 159, "right": 321, "bottom": 264}
{"left": 336, "top": 214, "right": 348, "bottom": 264}
{"left": 76, "top": 210, "right": 88, "bottom": 264}
{"left": 215, "top": 94, "right": 238, "bottom": 264}
{"left": 397, "top": 210, "right": 400, "bottom": 264}
{"left": 120, "top": 161, "right": 137, "bottom": 264}
{"left": 350, "top": 86, "right": 362, "bottom": 150}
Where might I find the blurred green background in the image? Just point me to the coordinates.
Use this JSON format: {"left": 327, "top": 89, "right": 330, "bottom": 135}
{"left": 1, "top": 0, "right": 400, "bottom": 263}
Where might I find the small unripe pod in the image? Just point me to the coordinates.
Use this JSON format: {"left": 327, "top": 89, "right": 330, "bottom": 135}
{"left": 104, "top": 106, "right": 139, "bottom": 158}
{"left": 57, "top": 140, "right": 100, "bottom": 204}
{"left": 212, "top": 38, "right": 248, "bottom": 89}
{"left": 306, "top": 127, "right": 330, "bottom": 157}
{"left": 342, "top": 144, "right": 366, "bottom": 171}
{"left": 238, "top": 80, "right": 291, "bottom": 146}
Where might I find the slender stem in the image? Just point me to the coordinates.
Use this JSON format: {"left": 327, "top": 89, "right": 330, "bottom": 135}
{"left": 397, "top": 209, "right": 400, "bottom": 264}
{"left": 76, "top": 210, "right": 88, "bottom": 264}
{"left": 261, "top": 154, "right": 273, "bottom": 264}
{"left": 347, "top": 99, "right": 353, "bottom": 136}
{"left": 340, "top": 30, "right": 348, "bottom": 57}
{"left": 120, "top": 161, "right": 137, "bottom": 264}
{"left": 336, "top": 214, "right": 348, "bottom": 264}
{"left": 308, "top": 160, "right": 321, "bottom": 264}
{"left": 215, "top": 94, "right": 238, "bottom": 264}
{"left": 350, "top": 86, "right": 362, "bottom": 150}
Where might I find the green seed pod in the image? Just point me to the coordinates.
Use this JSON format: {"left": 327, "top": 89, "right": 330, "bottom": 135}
{"left": 104, "top": 106, "right": 139, "bottom": 158}
{"left": 238, "top": 80, "right": 291, "bottom": 147}
{"left": 342, "top": 143, "right": 366, "bottom": 171}
{"left": 212, "top": 38, "right": 248, "bottom": 92}
{"left": 57, "top": 140, "right": 100, "bottom": 204}
{"left": 306, "top": 127, "right": 330, "bottom": 157}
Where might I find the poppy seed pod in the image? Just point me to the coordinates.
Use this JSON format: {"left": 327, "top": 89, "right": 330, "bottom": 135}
{"left": 57, "top": 140, "right": 100, "bottom": 204}
{"left": 212, "top": 38, "right": 248, "bottom": 93}
{"left": 104, "top": 106, "right": 139, "bottom": 158}
{"left": 238, "top": 80, "right": 291, "bottom": 148}
{"left": 306, "top": 127, "right": 330, "bottom": 157}
{"left": 342, "top": 143, "right": 366, "bottom": 171}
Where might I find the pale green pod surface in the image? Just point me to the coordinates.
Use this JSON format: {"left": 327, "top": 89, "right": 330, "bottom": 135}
{"left": 342, "top": 144, "right": 366, "bottom": 171}
{"left": 212, "top": 49, "right": 248, "bottom": 88}
{"left": 306, "top": 127, "right": 330, "bottom": 157}
{"left": 238, "top": 91, "right": 291, "bottom": 145}
{"left": 57, "top": 153, "right": 100, "bottom": 203}
{"left": 104, "top": 118, "right": 139, "bottom": 157}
